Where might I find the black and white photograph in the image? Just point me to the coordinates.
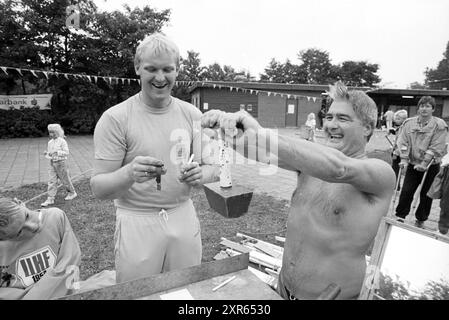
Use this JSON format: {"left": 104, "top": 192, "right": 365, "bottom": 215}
{"left": 0, "top": 0, "right": 448, "bottom": 305}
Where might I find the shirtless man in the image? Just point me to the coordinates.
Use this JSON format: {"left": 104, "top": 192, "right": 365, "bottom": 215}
{"left": 201, "top": 81, "right": 395, "bottom": 299}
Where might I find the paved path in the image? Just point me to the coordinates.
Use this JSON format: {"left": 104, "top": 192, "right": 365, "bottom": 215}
{"left": 0, "top": 129, "right": 442, "bottom": 230}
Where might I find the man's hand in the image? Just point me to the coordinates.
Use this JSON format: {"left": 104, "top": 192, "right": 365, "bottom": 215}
{"left": 128, "top": 156, "right": 166, "bottom": 183}
{"left": 178, "top": 162, "right": 202, "bottom": 186}
{"left": 201, "top": 110, "right": 225, "bottom": 129}
{"left": 414, "top": 164, "right": 427, "bottom": 172}
{"left": 219, "top": 110, "right": 262, "bottom": 134}
{"left": 201, "top": 110, "right": 262, "bottom": 135}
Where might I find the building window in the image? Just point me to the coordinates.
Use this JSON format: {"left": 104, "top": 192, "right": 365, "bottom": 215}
{"left": 203, "top": 102, "right": 208, "bottom": 110}
{"left": 240, "top": 104, "right": 245, "bottom": 111}
{"left": 247, "top": 104, "right": 253, "bottom": 111}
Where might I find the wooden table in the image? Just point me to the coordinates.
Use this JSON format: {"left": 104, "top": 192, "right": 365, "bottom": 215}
{"left": 60, "top": 253, "right": 282, "bottom": 300}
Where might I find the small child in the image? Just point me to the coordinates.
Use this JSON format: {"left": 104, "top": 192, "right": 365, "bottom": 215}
{"left": 0, "top": 197, "right": 81, "bottom": 299}
{"left": 390, "top": 109, "right": 408, "bottom": 180}
{"left": 305, "top": 112, "right": 316, "bottom": 142}
{"left": 41, "top": 124, "right": 77, "bottom": 207}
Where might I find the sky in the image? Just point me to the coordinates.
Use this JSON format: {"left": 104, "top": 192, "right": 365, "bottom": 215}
{"left": 94, "top": 0, "right": 449, "bottom": 88}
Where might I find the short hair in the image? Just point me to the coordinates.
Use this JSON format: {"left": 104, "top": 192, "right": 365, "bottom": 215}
{"left": 417, "top": 96, "right": 436, "bottom": 109}
{"left": 328, "top": 81, "right": 378, "bottom": 140}
{"left": 47, "top": 123, "right": 64, "bottom": 138}
{"left": 394, "top": 109, "right": 408, "bottom": 119}
{"left": 134, "top": 33, "right": 180, "bottom": 70}
{"left": 0, "top": 197, "right": 24, "bottom": 239}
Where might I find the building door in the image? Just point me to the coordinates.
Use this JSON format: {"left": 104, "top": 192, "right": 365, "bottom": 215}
{"left": 285, "top": 99, "right": 297, "bottom": 127}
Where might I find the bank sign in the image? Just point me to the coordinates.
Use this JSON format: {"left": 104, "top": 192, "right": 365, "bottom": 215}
{"left": 0, "top": 94, "right": 52, "bottom": 110}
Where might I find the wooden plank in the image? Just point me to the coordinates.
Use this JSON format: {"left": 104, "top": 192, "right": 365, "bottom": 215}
{"left": 275, "top": 236, "right": 286, "bottom": 243}
{"left": 384, "top": 217, "right": 449, "bottom": 243}
{"left": 236, "top": 233, "right": 284, "bottom": 253}
{"left": 139, "top": 269, "right": 283, "bottom": 300}
{"left": 220, "top": 237, "right": 252, "bottom": 253}
{"left": 359, "top": 217, "right": 390, "bottom": 300}
{"left": 254, "top": 242, "right": 283, "bottom": 260}
{"left": 59, "top": 253, "right": 249, "bottom": 300}
{"left": 225, "top": 248, "right": 281, "bottom": 271}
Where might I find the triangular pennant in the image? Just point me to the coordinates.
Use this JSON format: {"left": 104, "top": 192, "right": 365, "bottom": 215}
{"left": 230, "top": 87, "right": 233, "bottom": 92}
{"left": 250, "top": 90, "right": 253, "bottom": 94}
{"left": 213, "top": 84, "right": 216, "bottom": 89}
{"left": 92, "top": 76, "right": 97, "bottom": 83}
{"left": 30, "top": 70, "right": 38, "bottom": 78}
{"left": 86, "top": 75, "right": 91, "bottom": 82}
{"left": 312, "top": 97, "right": 317, "bottom": 103}
{"left": 287, "top": 94, "right": 291, "bottom": 99}
{"left": 138, "top": 79, "right": 141, "bottom": 85}
{"left": 15, "top": 68, "right": 23, "bottom": 76}
{"left": 64, "top": 73, "right": 69, "bottom": 79}
{"left": 1, "top": 67, "right": 8, "bottom": 75}
{"left": 42, "top": 71, "right": 49, "bottom": 79}
{"left": 127, "top": 79, "right": 130, "bottom": 85}
{"left": 268, "top": 92, "right": 271, "bottom": 97}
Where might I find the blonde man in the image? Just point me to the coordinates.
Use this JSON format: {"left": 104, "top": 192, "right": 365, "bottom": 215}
{"left": 91, "top": 33, "right": 219, "bottom": 283}
{"left": 202, "top": 81, "right": 395, "bottom": 300}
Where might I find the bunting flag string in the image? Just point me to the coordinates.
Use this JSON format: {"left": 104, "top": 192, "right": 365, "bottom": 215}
{"left": 0, "top": 65, "right": 140, "bottom": 86}
{"left": 1, "top": 65, "right": 323, "bottom": 102}
{"left": 174, "top": 80, "right": 322, "bottom": 102}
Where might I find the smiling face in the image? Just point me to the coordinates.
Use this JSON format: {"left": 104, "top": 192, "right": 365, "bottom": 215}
{"left": 135, "top": 50, "right": 178, "bottom": 108}
{"left": 323, "top": 100, "right": 370, "bottom": 157}
{"left": 0, "top": 208, "right": 41, "bottom": 241}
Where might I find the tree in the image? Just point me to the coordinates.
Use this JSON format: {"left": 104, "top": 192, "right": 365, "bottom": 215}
{"left": 259, "top": 58, "right": 285, "bottom": 82}
{"left": 335, "top": 61, "right": 381, "bottom": 87}
{"left": 297, "top": 48, "right": 338, "bottom": 84}
{"left": 202, "top": 62, "right": 226, "bottom": 81}
{"left": 408, "top": 81, "right": 427, "bottom": 90}
{"left": 260, "top": 58, "right": 306, "bottom": 83}
{"left": 0, "top": 0, "right": 172, "bottom": 133}
{"left": 425, "top": 41, "right": 449, "bottom": 89}
{"left": 178, "top": 50, "right": 205, "bottom": 82}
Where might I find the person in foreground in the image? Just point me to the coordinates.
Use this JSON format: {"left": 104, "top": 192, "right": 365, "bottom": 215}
{"left": 90, "top": 33, "right": 219, "bottom": 283}
{"left": 0, "top": 197, "right": 81, "bottom": 299}
{"left": 201, "top": 81, "right": 396, "bottom": 299}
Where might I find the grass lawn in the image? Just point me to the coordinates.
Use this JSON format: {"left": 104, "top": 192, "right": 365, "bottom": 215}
{"left": 2, "top": 178, "right": 289, "bottom": 280}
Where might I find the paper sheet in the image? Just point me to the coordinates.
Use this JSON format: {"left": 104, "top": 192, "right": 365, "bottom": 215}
{"left": 160, "top": 288, "right": 194, "bottom": 300}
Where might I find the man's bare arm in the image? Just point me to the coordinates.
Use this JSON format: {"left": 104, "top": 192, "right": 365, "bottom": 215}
{"left": 203, "top": 110, "right": 395, "bottom": 196}
{"left": 90, "top": 156, "right": 166, "bottom": 200}
{"left": 90, "top": 159, "right": 134, "bottom": 200}
{"left": 276, "top": 133, "right": 395, "bottom": 196}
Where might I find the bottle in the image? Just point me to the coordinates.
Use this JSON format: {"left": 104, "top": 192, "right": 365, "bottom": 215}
{"left": 219, "top": 139, "right": 232, "bottom": 188}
